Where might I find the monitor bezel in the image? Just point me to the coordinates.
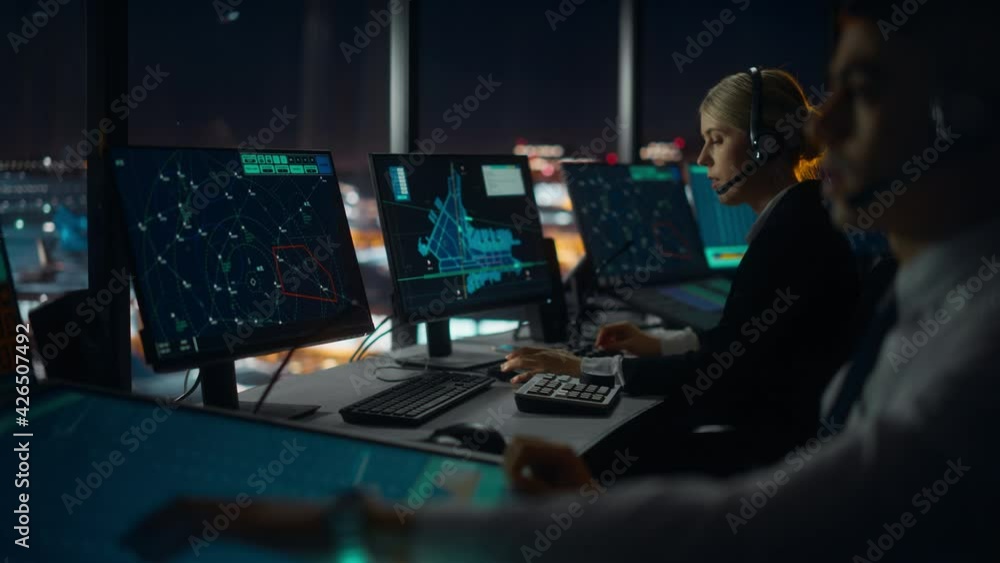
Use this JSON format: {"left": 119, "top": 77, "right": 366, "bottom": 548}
{"left": 111, "top": 145, "right": 375, "bottom": 373}
{"left": 562, "top": 161, "right": 712, "bottom": 290}
{"left": 368, "top": 153, "right": 554, "bottom": 323}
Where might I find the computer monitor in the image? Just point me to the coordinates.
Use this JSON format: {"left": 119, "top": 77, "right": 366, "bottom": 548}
{"left": 562, "top": 163, "right": 711, "bottom": 289}
{"left": 688, "top": 164, "right": 757, "bottom": 270}
{"left": 18, "top": 383, "right": 509, "bottom": 562}
{"left": 112, "top": 146, "right": 373, "bottom": 415}
{"left": 369, "top": 154, "right": 553, "bottom": 367}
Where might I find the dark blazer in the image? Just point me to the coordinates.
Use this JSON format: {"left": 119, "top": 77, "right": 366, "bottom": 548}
{"left": 619, "top": 180, "right": 860, "bottom": 434}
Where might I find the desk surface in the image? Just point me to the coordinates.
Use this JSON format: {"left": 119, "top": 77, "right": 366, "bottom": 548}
{"left": 240, "top": 332, "right": 661, "bottom": 454}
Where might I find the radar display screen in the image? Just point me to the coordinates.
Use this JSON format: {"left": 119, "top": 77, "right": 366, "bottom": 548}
{"left": 112, "top": 147, "right": 373, "bottom": 370}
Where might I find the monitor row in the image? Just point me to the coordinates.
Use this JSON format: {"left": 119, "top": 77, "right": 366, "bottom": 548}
{"left": 109, "top": 148, "right": 754, "bottom": 376}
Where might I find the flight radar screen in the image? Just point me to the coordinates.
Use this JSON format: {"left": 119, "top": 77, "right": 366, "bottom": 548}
{"left": 563, "top": 163, "right": 711, "bottom": 288}
{"left": 112, "top": 147, "right": 373, "bottom": 370}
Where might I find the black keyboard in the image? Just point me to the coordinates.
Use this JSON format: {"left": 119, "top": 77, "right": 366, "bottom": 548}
{"left": 340, "top": 371, "right": 493, "bottom": 426}
{"left": 514, "top": 373, "right": 621, "bottom": 416}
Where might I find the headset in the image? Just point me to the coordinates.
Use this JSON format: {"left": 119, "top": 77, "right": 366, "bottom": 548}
{"left": 715, "top": 66, "right": 783, "bottom": 196}
{"left": 748, "top": 66, "right": 782, "bottom": 164}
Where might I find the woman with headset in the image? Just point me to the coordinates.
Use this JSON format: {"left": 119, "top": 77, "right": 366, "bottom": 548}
{"left": 504, "top": 68, "right": 861, "bottom": 444}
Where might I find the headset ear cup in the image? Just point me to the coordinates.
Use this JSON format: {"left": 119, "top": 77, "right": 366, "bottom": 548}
{"left": 752, "top": 131, "right": 782, "bottom": 164}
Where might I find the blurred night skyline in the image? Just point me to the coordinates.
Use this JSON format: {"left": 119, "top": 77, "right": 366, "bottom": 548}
{"left": 3, "top": 0, "right": 832, "bottom": 182}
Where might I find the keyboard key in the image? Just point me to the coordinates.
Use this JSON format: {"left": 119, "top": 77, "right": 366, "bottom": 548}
{"left": 580, "top": 393, "right": 592, "bottom": 400}
{"left": 592, "top": 394, "right": 605, "bottom": 401}
{"left": 585, "top": 385, "right": 597, "bottom": 392}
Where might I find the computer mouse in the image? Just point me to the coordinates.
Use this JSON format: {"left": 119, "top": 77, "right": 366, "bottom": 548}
{"left": 486, "top": 364, "right": 514, "bottom": 382}
{"left": 427, "top": 422, "right": 507, "bottom": 455}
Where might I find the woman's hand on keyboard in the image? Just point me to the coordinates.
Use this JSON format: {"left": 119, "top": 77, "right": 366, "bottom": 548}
{"left": 595, "top": 322, "right": 661, "bottom": 357}
{"left": 502, "top": 348, "right": 582, "bottom": 383}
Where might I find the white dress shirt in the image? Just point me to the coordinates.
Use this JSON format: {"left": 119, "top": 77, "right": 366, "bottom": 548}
{"left": 409, "top": 216, "right": 1000, "bottom": 563}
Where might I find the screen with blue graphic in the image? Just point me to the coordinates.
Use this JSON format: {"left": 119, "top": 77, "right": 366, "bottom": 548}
{"left": 16, "top": 385, "right": 508, "bottom": 562}
{"left": 563, "top": 163, "right": 710, "bottom": 288}
{"left": 688, "top": 164, "right": 757, "bottom": 269}
{"left": 112, "top": 147, "right": 373, "bottom": 371}
{"left": 371, "top": 155, "right": 552, "bottom": 319}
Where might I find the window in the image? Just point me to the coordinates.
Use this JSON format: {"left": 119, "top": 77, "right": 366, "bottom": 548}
{"left": 639, "top": 0, "right": 832, "bottom": 161}
{"left": 127, "top": 0, "right": 391, "bottom": 373}
{"left": 415, "top": 0, "right": 622, "bottom": 275}
{"left": 1, "top": 0, "right": 88, "bottom": 314}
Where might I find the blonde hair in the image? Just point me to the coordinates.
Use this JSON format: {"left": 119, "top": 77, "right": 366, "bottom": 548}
{"left": 699, "top": 68, "right": 824, "bottom": 181}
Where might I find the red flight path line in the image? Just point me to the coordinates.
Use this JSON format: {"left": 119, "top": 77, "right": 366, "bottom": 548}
{"left": 271, "top": 244, "right": 338, "bottom": 303}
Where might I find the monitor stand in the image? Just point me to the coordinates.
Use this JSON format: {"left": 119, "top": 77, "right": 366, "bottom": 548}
{"left": 395, "top": 320, "right": 505, "bottom": 371}
{"left": 198, "top": 361, "right": 320, "bottom": 419}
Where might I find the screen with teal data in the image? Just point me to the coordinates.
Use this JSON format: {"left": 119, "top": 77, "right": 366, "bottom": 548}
{"left": 371, "top": 155, "right": 552, "bottom": 319}
{"left": 688, "top": 165, "right": 757, "bottom": 269}
{"left": 12, "top": 386, "right": 508, "bottom": 562}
